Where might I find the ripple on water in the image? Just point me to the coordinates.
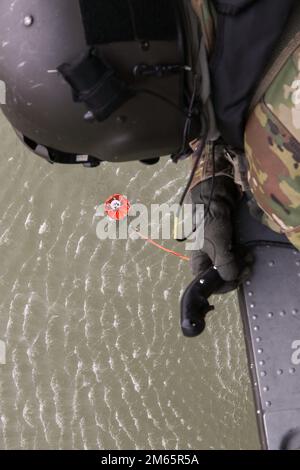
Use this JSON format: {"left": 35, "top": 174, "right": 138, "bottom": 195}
{"left": 0, "top": 113, "right": 259, "bottom": 450}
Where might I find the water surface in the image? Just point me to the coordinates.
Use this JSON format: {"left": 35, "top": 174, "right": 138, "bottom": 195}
{"left": 0, "top": 112, "right": 259, "bottom": 450}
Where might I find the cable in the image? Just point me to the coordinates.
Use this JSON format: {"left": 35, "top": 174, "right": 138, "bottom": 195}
{"left": 180, "top": 112, "right": 209, "bottom": 207}
{"left": 175, "top": 129, "right": 216, "bottom": 243}
{"left": 127, "top": 0, "right": 140, "bottom": 43}
{"left": 131, "top": 30, "right": 216, "bottom": 247}
{"left": 172, "top": 38, "right": 203, "bottom": 164}
{"left": 179, "top": 74, "right": 199, "bottom": 157}
{"left": 205, "top": 140, "right": 216, "bottom": 221}
{"left": 135, "top": 88, "right": 189, "bottom": 118}
{"left": 133, "top": 228, "right": 190, "bottom": 262}
{"left": 136, "top": 83, "right": 216, "bottom": 247}
{"left": 127, "top": 0, "right": 203, "bottom": 162}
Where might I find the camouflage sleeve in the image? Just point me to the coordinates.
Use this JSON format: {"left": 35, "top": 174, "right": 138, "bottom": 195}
{"left": 244, "top": 7, "right": 300, "bottom": 252}
{"left": 246, "top": 92, "right": 300, "bottom": 249}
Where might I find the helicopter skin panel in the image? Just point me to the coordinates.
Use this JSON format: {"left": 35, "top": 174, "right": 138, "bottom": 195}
{"left": 237, "top": 203, "right": 300, "bottom": 450}
{"left": 239, "top": 245, "right": 300, "bottom": 450}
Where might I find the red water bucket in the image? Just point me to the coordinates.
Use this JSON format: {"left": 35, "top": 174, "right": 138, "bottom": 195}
{"left": 104, "top": 194, "right": 131, "bottom": 221}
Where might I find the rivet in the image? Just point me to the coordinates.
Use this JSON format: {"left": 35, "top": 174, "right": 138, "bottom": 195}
{"left": 266, "top": 401, "right": 272, "bottom": 408}
{"left": 257, "top": 348, "right": 263, "bottom": 354}
{"left": 263, "top": 386, "right": 269, "bottom": 392}
{"left": 199, "top": 279, "right": 205, "bottom": 285}
{"left": 259, "top": 360, "right": 265, "bottom": 366}
{"left": 254, "top": 325, "right": 260, "bottom": 331}
{"left": 267, "top": 312, "right": 274, "bottom": 318}
{"left": 277, "top": 369, "right": 283, "bottom": 376}
{"left": 23, "top": 15, "right": 34, "bottom": 27}
{"left": 279, "top": 310, "right": 286, "bottom": 317}
{"left": 256, "top": 337, "right": 261, "bottom": 343}
{"left": 141, "top": 41, "right": 150, "bottom": 51}
{"left": 246, "top": 280, "right": 251, "bottom": 286}
{"left": 84, "top": 111, "right": 95, "bottom": 122}
{"left": 250, "top": 303, "right": 255, "bottom": 309}
{"left": 252, "top": 315, "right": 257, "bottom": 320}
{"left": 260, "top": 371, "right": 267, "bottom": 377}
{"left": 296, "top": 261, "right": 300, "bottom": 266}
{"left": 289, "top": 368, "right": 296, "bottom": 375}
{"left": 268, "top": 261, "right": 275, "bottom": 267}
{"left": 248, "top": 291, "right": 253, "bottom": 297}
{"left": 292, "top": 309, "right": 298, "bottom": 315}
{"left": 116, "top": 115, "right": 127, "bottom": 124}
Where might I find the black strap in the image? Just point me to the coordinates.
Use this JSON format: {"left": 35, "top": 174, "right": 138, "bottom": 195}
{"left": 23, "top": 136, "right": 101, "bottom": 167}
{"left": 47, "top": 148, "right": 101, "bottom": 167}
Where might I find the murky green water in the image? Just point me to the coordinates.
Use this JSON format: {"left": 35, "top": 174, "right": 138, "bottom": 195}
{"left": 0, "top": 112, "right": 259, "bottom": 450}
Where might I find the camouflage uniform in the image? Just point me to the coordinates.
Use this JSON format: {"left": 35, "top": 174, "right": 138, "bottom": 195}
{"left": 245, "top": 32, "right": 300, "bottom": 249}
{"left": 191, "top": 0, "right": 300, "bottom": 251}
